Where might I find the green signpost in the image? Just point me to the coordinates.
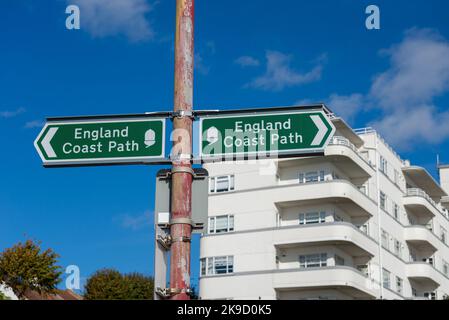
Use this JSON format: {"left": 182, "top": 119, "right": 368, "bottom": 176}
{"left": 34, "top": 117, "right": 166, "bottom": 167}
{"left": 199, "top": 109, "right": 335, "bottom": 159}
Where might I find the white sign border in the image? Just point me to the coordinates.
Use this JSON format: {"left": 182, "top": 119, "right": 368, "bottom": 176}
{"left": 198, "top": 109, "right": 336, "bottom": 160}
{"left": 34, "top": 117, "right": 166, "bottom": 166}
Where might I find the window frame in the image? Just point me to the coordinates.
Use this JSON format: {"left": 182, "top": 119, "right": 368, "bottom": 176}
{"left": 208, "top": 214, "right": 235, "bottom": 234}
{"left": 299, "top": 170, "right": 325, "bottom": 184}
{"left": 396, "top": 276, "right": 403, "bottom": 295}
{"left": 382, "top": 268, "right": 391, "bottom": 289}
{"left": 299, "top": 253, "right": 328, "bottom": 269}
{"left": 200, "top": 256, "right": 234, "bottom": 276}
{"left": 209, "top": 175, "right": 235, "bottom": 194}
{"left": 299, "top": 211, "right": 326, "bottom": 225}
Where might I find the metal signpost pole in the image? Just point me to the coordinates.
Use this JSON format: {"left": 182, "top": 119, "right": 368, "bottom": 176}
{"left": 169, "top": 0, "right": 195, "bottom": 300}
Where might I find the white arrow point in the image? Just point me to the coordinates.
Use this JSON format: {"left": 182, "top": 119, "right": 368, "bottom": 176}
{"left": 310, "top": 115, "right": 328, "bottom": 146}
{"left": 42, "top": 127, "right": 58, "bottom": 158}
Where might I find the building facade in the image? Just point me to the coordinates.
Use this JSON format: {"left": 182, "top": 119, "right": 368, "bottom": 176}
{"left": 199, "top": 113, "right": 449, "bottom": 300}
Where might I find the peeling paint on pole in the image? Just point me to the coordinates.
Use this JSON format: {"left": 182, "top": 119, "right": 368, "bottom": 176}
{"left": 170, "top": 0, "right": 195, "bottom": 301}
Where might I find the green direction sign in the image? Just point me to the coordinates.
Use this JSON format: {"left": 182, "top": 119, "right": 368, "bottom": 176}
{"left": 199, "top": 110, "right": 335, "bottom": 159}
{"left": 34, "top": 118, "right": 166, "bottom": 166}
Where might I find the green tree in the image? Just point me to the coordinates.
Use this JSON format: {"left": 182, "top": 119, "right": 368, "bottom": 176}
{"left": 123, "top": 272, "right": 154, "bottom": 300}
{"left": 0, "top": 291, "right": 11, "bottom": 300}
{"left": 84, "top": 269, "right": 154, "bottom": 300}
{"left": 0, "top": 239, "right": 62, "bottom": 299}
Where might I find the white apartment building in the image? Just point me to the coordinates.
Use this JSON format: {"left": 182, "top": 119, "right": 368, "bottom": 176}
{"left": 199, "top": 111, "right": 449, "bottom": 300}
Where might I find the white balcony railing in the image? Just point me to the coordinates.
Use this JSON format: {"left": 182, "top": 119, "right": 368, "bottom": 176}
{"left": 406, "top": 188, "right": 440, "bottom": 210}
{"left": 354, "top": 127, "right": 407, "bottom": 166}
{"left": 328, "top": 136, "right": 373, "bottom": 167}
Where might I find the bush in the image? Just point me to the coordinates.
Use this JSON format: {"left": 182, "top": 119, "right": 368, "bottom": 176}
{"left": 0, "top": 239, "right": 62, "bottom": 299}
{"left": 84, "top": 269, "right": 154, "bottom": 300}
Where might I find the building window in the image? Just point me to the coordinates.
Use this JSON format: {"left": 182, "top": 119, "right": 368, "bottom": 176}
{"left": 209, "top": 175, "right": 235, "bottom": 193}
{"left": 381, "top": 229, "right": 389, "bottom": 250}
{"left": 426, "top": 220, "right": 434, "bottom": 232}
{"left": 382, "top": 269, "right": 391, "bottom": 289}
{"left": 358, "top": 184, "right": 367, "bottom": 195}
{"left": 423, "top": 257, "right": 434, "bottom": 266}
{"left": 208, "top": 215, "right": 234, "bottom": 234}
{"left": 380, "top": 156, "right": 388, "bottom": 175}
{"left": 357, "top": 265, "right": 369, "bottom": 277}
{"left": 358, "top": 223, "right": 369, "bottom": 235}
{"left": 333, "top": 213, "right": 344, "bottom": 222}
{"left": 394, "top": 239, "right": 401, "bottom": 257}
{"left": 299, "top": 212, "right": 326, "bottom": 225}
{"left": 200, "top": 256, "right": 234, "bottom": 276}
{"left": 379, "top": 191, "right": 387, "bottom": 211}
{"left": 335, "top": 255, "right": 345, "bottom": 266}
{"left": 396, "top": 276, "right": 403, "bottom": 295}
{"left": 200, "top": 258, "right": 206, "bottom": 276}
{"left": 424, "top": 292, "right": 437, "bottom": 300}
{"left": 299, "top": 171, "right": 325, "bottom": 184}
{"left": 393, "top": 203, "right": 399, "bottom": 220}
{"left": 394, "top": 169, "right": 400, "bottom": 185}
{"left": 441, "top": 227, "right": 447, "bottom": 244}
{"left": 443, "top": 261, "right": 449, "bottom": 276}
{"left": 299, "top": 253, "right": 327, "bottom": 269}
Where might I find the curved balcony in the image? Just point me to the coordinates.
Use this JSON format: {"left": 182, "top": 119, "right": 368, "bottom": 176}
{"left": 406, "top": 262, "right": 442, "bottom": 288}
{"left": 278, "top": 136, "right": 374, "bottom": 181}
{"left": 273, "top": 266, "right": 377, "bottom": 299}
{"left": 325, "top": 136, "right": 375, "bottom": 179}
{"left": 273, "top": 222, "right": 376, "bottom": 257}
{"left": 274, "top": 180, "right": 376, "bottom": 218}
{"left": 404, "top": 188, "right": 441, "bottom": 219}
{"left": 404, "top": 226, "right": 438, "bottom": 252}
{"left": 402, "top": 166, "right": 447, "bottom": 199}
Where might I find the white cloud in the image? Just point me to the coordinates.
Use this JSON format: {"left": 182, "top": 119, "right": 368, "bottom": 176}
{"left": 0, "top": 107, "right": 26, "bottom": 118}
{"left": 70, "top": 0, "right": 155, "bottom": 42}
{"left": 370, "top": 105, "right": 449, "bottom": 149}
{"left": 247, "top": 51, "right": 324, "bottom": 91}
{"left": 116, "top": 210, "right": 153, "bottom": 230}
{"left": 319, "top": 28, "right": 449, "bottom": 150}
{"left": 370, "top": 28, "right": 449, "bottom": 109}
{"left": 235, "top": 56, "right": 260, "bottom": 67}
{"left": 368, "top": 28, "right": 449, "bottom": 149}
{"left": 195, "top": 53, "right": 210, "bottom": 75}
{"left": 326, "top": 93, "right": 365, "bottom": 123}
{"left": 24, "top": 120, "right": 45, "bottom": 129}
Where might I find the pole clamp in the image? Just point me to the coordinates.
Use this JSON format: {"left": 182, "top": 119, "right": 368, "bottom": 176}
{"left": 156, "top": 287, "right": 193, "bottom": 299}
{"left": 170, "top": 217, "right": 194, "bottom": 225}
{"left": 156, "top": 235, "right": 172, "bottom": 250}
{"left": 171, "top": 236, "right": 191, "bottom": 243}
{"left": 171, "top": 166, "right": 195, "bottom": 176}
{"left": 171, "top": 110, "right": 195, "bottom": 119}
{"left": 170, "top": 218, "right": 205, "bottom": 231}
{"left": 170, "top": 153, "right": 193, "bottom": 163}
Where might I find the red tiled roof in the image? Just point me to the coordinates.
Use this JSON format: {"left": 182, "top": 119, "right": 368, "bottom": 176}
{"left": 23, "top": 289, "right": 83, "bottom": 300}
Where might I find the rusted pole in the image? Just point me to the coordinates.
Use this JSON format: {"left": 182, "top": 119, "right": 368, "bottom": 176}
{"left": 169, "top": 0, "right": 194, "bottom": 300}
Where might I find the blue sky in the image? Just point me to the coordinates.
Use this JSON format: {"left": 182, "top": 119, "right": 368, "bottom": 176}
{"left": 1, "top": 0, "right": 449, "bottom": 293}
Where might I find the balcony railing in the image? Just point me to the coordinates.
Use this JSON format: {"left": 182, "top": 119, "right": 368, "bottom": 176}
{"left": 328, "top": 136, "right": 373, "bottom": 167}
{"left": 406, "top": 188, "right": 440, "bottom": 210}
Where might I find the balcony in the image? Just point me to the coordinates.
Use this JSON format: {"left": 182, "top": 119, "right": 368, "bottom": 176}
{"left": 278, "top": 136, "right": 374, "bottom": 181}
{"left": 325, "top": 136, "right": 375, "bottom": 179}
{"left": 273, "top": 222, "right": 376, "bottom": 258}
{"left": 406, "top": 262, "right": 442, "bottom": 288}
{"left": 404, "top": 225, "right": 438, "bottom": 253}
{"left": 402, "top": 166, "right": 447, "bottom": 200}
{"left": 404, "top": 188, "right": 440, "bottom": 219}
{"left": 274, "top": 180, "right": 376, "bottom": 219}
{"left": 273, "top": 266, "right": 377, "bottom": 299}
